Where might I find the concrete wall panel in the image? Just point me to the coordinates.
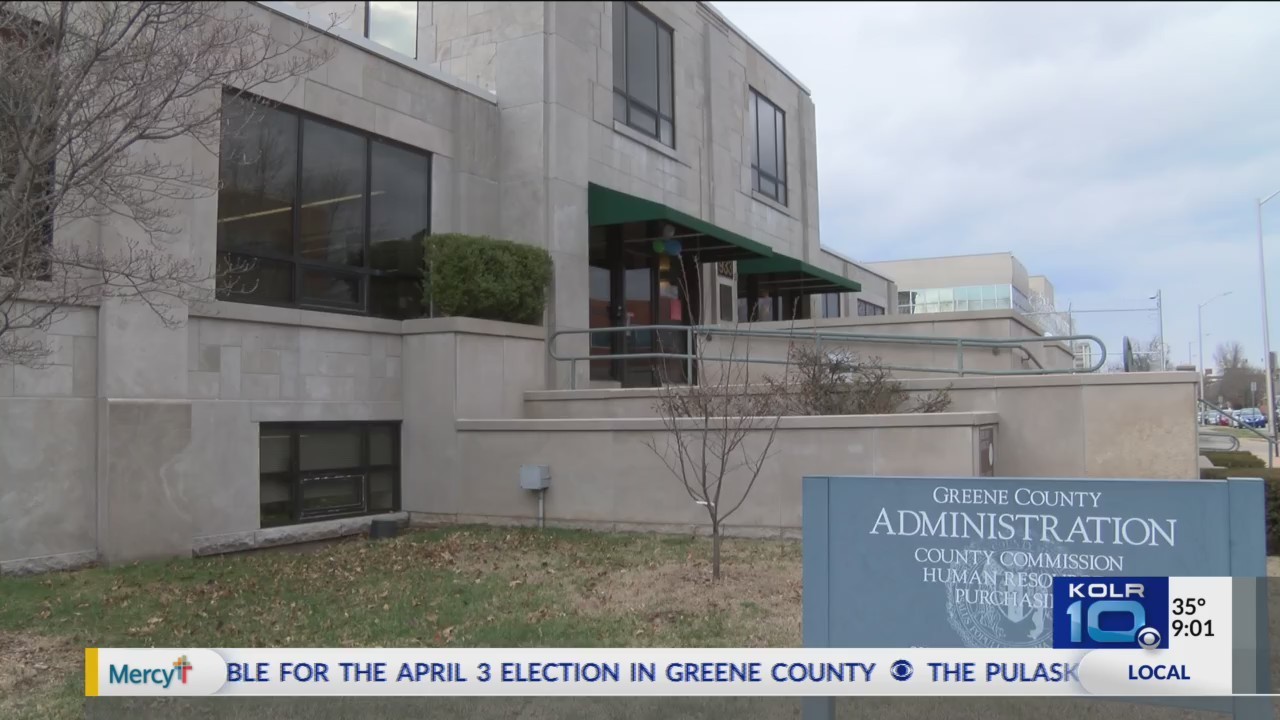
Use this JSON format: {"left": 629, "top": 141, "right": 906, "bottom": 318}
{"left": 0, "top": 399, "right": 97, "bottom": 565}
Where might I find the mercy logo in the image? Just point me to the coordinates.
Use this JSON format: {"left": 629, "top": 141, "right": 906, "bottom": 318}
{"left": 108, "top": 656, "right": 193, "bottom": 689}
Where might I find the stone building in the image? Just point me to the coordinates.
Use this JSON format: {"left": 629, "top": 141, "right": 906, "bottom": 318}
{"left": 1, "top": 1, "right": 906, "bottom": 571}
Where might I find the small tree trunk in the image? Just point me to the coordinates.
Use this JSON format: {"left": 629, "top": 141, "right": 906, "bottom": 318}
{"left": 711, "top": 522, "right": 722, "bottom": 581}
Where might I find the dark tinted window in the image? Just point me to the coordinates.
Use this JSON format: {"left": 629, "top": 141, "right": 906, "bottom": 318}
{"left": 613, "top": 2, "right": 675, "bottom": 147}
{"left": 260, "top": 422, "right": 401, "bottom": 527}
{"left": 300, "top": 120, "right": 366, "bottom": 267}
{"left": 217, "top": 99, "right": 297, "bottom": 256}
{"left": 216, "top": 92, "right": 430, "bottom": 318}
{"left": 719, "top": 283, "right": 734, "bottom": 322}
{"left": 750, "top": 89, "right": 787, "bottom": 205}
{"left": 369, "top": 140, "right": 429, "bottom": 272}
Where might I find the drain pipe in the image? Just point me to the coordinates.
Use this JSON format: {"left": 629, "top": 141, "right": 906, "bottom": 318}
{"left": 520, "top": 465, "right": 551, "bottom": 529}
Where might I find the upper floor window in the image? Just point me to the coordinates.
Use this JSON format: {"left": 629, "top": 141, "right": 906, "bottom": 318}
{"left": 612, "top": 2, "right": 674, "bottom": 147}
{"left": 750, "top": 89, "right": 786, "bottom": 205}
{"left": 366, "top": 1, "right": 418, "bottom": 58}
{"left": 857, "top": 299, "right": 886, "bottom": 317}
{"left": 217, "top": 91, "right": 429, "bottom": 319}
{"left": 821, "top": 293, "right": 841, "bottom": 318}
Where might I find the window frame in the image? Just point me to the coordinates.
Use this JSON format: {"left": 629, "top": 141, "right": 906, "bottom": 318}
{"left": 259, "top": 421, "right": 402, "bottom": 528}
{"left": 612, "top": 1, "right": 676, "bottom": 148}
{"left": 364, "top": 1, "right": 419, "bottom": 59}
{"left": 217, "top": 90, "right": 431, "bottom": 319}
{"left": 821, "top": 292, "right": 841, "bottom": 319}
{"left": 857, "top": 299, "right": 885, "bottom": 317}
{"left": 749, "top": 88, "right": 787, "bottom": 205}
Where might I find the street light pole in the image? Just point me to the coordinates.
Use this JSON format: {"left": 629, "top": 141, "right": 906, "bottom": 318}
{"left": 1198, "top": 291, "right": 1232, "bottom": 399}
{"left": 1151, "top": 290, "right": 1164, "bottom": 369}
{"left": 1257, "top": 189, "right": 1280, "bottom": 456}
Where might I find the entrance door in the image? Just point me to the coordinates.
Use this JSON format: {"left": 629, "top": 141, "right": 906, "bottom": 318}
{"left": 588, "top": 225, "right": 696, "bottom": 387}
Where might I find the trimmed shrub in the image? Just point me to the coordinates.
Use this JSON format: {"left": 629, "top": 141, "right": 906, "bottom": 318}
{"left": 1202, "top": 450, "right": 1266, "bottom": 469}
{"left": 1199, "top": 467, "right": 1280, "bottom": 554}
{"left": 423, "top": 234, "right": 553, "bottom": 325}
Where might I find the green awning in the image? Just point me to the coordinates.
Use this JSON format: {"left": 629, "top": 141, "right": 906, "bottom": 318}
{"left": 738, "top": 255, "right": 863, "bottom": 294}
{"left": 587, "top": 183, "right": 775, "bottom": 261}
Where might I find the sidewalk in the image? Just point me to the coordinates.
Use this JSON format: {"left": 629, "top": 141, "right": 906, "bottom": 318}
{"left": 1239, "top": 437, "right": 1274, "bottom": 465}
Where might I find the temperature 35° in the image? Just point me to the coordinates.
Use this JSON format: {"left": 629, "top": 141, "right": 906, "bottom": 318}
{"left": 1171, "top": 597, "right": 1207, "bottom": 616}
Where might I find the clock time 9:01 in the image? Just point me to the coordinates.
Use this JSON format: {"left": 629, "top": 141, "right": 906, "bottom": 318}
{"left": 1171, "top": 618, "right": 1214, "bottom": 637}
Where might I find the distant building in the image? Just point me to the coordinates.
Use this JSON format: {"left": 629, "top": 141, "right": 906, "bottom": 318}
{"left": 864, "top": 252, "right": 1073, "bottom": 337}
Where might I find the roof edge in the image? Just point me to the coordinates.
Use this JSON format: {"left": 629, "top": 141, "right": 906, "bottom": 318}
{"left": 699, "top": 2, "right": 811, "bottom": 96}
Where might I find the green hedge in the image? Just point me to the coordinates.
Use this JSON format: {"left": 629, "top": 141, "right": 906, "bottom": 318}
{"left": 423, "top": 234, "right": 553, "bottom": 325}
{"left": 1202, "top": 450, "right": 1266, "bottom": 469}
{"left": 1200, "top": 467, "right": 1280, "bottom": 554}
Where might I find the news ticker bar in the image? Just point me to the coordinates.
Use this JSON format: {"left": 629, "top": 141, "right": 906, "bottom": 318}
{"left": 84, "top": 577, "right": 1265, "bottom": 698}
{"left": 87, "top": 647, "right": 1233, "bottom": 697}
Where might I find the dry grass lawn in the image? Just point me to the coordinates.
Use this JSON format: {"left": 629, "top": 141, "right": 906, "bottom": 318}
{"left": 0, "top": 526, "right": 1275, "bottom": 720}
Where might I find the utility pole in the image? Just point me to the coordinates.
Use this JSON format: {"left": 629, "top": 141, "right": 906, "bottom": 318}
{"left": 1258, "top": 190, "right": 1280, "bottom": 459}
{"left": 1198, "top": 292, "right": 1231, "bottom": 399}
{"left": 1151, "top": 290, "right": 1164, "bottom": 369}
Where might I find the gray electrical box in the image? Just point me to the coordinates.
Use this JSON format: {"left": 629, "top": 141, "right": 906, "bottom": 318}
{"left": 520, "top": 464, "right": 551, "bottom": 490}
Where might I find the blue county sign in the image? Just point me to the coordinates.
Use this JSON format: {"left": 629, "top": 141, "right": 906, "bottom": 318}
{"left": 801, "top": 476, "right": 1263, "bottom": 650}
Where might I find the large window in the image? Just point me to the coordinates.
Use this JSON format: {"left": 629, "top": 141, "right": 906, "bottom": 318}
{"left": 857, "top": 299, "right": 885, "bottom": 316}
{"left": 217, "top": 92, "right": 429, "bottom": 319}
{"left": 750, "top": 89, "right": 786, "bottom": 205}
{"left": 366, "top": 1, "right": 418, "bottom": 58}
{"left": 612, "top": 1, "right": 674, "bottom": 147}
{"left": 897, "top": 285, "right": 1014, "bottom": 315}
{"left": 259, "top": 422, "right": 401, "bottom": 528}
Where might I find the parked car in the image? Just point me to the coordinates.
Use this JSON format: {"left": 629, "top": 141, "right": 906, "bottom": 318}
{"left": 1201, "top": 410, "right": 1225, "bottom": 425}
{"left": 1235, "top": 408, "right": 1267, "bottom": 429}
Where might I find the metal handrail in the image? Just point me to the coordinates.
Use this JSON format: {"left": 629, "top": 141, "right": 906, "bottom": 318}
{"left": 548, "top": 323, "right": 1107, "bottom": 389}
{"left": 1197, "top": 398, "right": 1274, "bottom": 468}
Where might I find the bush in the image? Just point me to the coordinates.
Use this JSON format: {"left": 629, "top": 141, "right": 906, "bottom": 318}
{"left": 423, "top": 234, "right": 553, "bottom": 325}
{"left": 768, "top": 345, "right": 953, "bottom": 416}
{"left": 1202, "top": 450, "right": 1266, "bottom": 469}
{"left": 1199, "top": 467, "right": 1280, "bottom": 554}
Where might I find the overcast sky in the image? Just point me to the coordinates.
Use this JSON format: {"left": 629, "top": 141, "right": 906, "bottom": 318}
{"left": 714, "top": 1, "right": 1280, "bottom": 370}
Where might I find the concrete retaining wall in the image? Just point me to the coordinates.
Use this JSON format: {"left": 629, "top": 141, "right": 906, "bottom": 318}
{"left": 442, "top": 413, "right": 997, "bottom": 536}
{"left": 523, "top": 372, "right": 1200, "bottom": 481}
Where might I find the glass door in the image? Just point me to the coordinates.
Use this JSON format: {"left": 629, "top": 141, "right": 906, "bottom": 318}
{"left": 587, "top": 225, "right": 698, "bottom": 387}
{"left": 619, "top": 247, "right": 655, "bottom": 387}
{"left": 588, "top": 229, "right": 616, "bottom": 382}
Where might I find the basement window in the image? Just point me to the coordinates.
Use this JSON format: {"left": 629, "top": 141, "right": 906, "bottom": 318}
{"left": 259, "top": 422, "right": 401, "bottom": 528}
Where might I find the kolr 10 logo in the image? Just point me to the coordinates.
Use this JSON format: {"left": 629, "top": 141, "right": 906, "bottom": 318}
{"left": 1051, "top": 577, "right": 1169, "bottom": 650}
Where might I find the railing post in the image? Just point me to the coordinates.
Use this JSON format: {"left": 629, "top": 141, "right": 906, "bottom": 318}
{"left": 957, "top": 339, "right": 965, "bottom": 377}
{"left": 570, "top": 359, "right": 577, "bottom": 390}
{"left": 686, "top": 326, "right": 693, "bottom": 386}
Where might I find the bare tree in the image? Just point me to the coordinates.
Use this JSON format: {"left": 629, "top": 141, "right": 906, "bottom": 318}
{"left": 0, "top": 2, "right": 335, "bottom": 365}
{"left": 1115, "top": 335, "right": 1172, "bottom": 372}
{"left": 1214, "top": 341, "right": 1250, "bottom": 371}
{"left": 643, "top": 274, "right": 794, "bottom": 581}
